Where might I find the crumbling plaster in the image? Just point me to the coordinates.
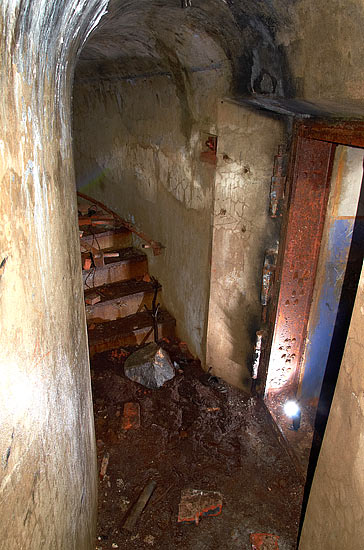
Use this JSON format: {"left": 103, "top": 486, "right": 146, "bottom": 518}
{"left": 0, "top": 1, "right": 108, "bottom": 548}
{"left": 206, "top": 101, "right": 284, "bottom": 391}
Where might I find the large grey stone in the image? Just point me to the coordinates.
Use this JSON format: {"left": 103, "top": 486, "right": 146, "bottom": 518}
{"left": 124, "top": 343, "right": 175, "bottom": 389}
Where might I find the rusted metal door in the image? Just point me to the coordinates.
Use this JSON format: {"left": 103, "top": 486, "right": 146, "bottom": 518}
{"left": 265, "top": 137, "right": 335, "bottom": 398}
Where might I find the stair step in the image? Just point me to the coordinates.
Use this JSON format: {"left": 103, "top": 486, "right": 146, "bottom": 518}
{"left": 78, "top": 212, "right": 115, "bottom": 227}
{"left": 85, "top": 279, "right": 160, "bottom": 323}
{"left": 80, "top": 226, "right": 132, "bottom": 250}
{"left": 87, "top": 310, "right": 176, "bottom": 356}
{"left": 83, "top": 247, "right": 148, "bottom": 289}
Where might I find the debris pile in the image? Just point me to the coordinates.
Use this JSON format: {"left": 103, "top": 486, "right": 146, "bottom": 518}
{"left": 92, "top": 338, "right": 303, "bottom": 549}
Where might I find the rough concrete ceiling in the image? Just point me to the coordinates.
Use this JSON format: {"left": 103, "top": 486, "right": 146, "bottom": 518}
{"left": 76, "top": 0, "right": 295, "bottom": 96}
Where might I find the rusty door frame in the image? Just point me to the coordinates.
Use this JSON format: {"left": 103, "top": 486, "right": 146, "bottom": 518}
{"left": 261, "top": 119, "right": 364, "bottom": 400}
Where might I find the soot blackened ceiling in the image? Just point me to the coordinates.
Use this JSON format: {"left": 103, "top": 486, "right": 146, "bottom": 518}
{"left": 75, "top": 0, "right": 295, "bottom": 97}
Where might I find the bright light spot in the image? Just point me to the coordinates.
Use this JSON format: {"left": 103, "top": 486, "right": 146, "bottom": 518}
{"left": 0, "top": 359, "right": 45, "bottom": 431}
{"left": 284, "top": 400, "right": 300, "bottom": 418}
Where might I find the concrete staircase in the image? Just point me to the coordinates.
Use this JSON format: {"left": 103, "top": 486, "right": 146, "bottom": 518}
{"left": 78, "top": 195, "right": 176, "bottom": 357}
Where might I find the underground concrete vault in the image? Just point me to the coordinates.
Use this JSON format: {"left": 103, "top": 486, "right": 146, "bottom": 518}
{"left": 2, "top": 0, "right": 364, "bottom": 549}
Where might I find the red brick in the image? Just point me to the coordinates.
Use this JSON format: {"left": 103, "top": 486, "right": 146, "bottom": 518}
{"left": 85, "top": 292, "right": 101, "bottom": 305}
{"left": 83, "top": 257, "right": 92, "bottom": 270}
{"left": 121, "top": 402, "right": 140, "bottom": 430}
{"left": 250, "top": 533, "right": 279, "bottom": 550}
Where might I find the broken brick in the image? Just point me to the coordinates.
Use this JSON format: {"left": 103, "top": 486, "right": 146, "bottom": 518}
{"left": 83, "top": 257, "right": 92, "bottom": 270}
{"left": 111, "top": 348, "right": 128, "bottom": 360}
{"left": 85, "top": 292, "right": 101, "bottom": 305}
{"left": 177, "top": 489, "right": 223, "bottom": 525}
{"left": 100, "top": 452, "right": 109, "bottom": 479}
{"left": 250, "top": 533, "right": 279, "bottom": 550}
{"left": 122, "top": 402, "right": 140, "bottom": 430}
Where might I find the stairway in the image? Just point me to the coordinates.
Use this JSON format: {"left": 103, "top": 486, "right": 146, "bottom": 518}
{"left": 78, "top": 195, "right": 176, "bottom": 357}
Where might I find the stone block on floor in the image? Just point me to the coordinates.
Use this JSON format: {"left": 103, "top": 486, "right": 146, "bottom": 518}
{"left": 124, "top": 342, "right": 175, "bottom": 389}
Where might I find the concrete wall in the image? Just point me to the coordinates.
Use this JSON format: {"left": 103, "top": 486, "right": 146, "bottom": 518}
{"left": 278, "top": 0, "right": 364, "bottom": 101}
{"left": 2, "top": 0, "right": 364, "bottom": 547}
{"left": 206, "top": 101, "right": 284, "bottom": 391}
{"left": 299, "top": 260, "right": 364, "bottom": 548}
{"left": 73, "top": 45, "right": 232, "bottom": 360}
{"left": 0, "top": 1, "right": 107, "bottom": 548}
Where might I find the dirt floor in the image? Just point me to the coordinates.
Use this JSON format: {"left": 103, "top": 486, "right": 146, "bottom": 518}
{"left": 91, "top": 340, "right": 303, "bottom": 550}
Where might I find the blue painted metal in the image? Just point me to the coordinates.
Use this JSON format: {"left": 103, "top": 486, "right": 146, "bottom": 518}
{"left": 299, "top": 218, "right": 354, "bottom": 402}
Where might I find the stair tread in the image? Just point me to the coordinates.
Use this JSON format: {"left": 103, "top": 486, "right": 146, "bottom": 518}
{"left": 78, "top": 214, "right": 115, "bottom": 228}
{"left": 84, "top": 279, "right": 157, "bottom": 303}
{"left": 82, "top": 247, "right": 146, "bottom": 268}
{"left": 88, "top": 310, "right": 175, "bottom": 344}
{"left": 80, "top": 225, "right": 130, "bottom": 238}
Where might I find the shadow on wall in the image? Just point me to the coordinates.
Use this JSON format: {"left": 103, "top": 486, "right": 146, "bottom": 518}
{"left": 76, "top": 165, "right": 109, "bottom": 194}
{"left": 228, "top": 1, "right": 296, "bottom": 97}
{"left": 222, "top": 291, "right": 259, "bottom": 387}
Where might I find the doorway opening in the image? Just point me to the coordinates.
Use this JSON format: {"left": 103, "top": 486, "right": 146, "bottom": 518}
{"left": 262, "top": 119, "right": 364, "bottom": 486}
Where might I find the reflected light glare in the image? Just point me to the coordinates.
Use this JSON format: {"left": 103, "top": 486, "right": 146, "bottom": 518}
{"left": 284, "top": 400, "right": 300, "bottom": 418}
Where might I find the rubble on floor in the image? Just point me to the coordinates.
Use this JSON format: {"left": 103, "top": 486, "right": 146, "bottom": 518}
{"left": 250, "top": 532, "right": 280, "bottom": 550}
{"left": 121, "top": 402, "right": 141, "bottom": 431}
{"left": 177, "top": 488, "right": 223, "bottom": 525}
{"left": 124, "top": 343, "right": 175, "bottom": 389}
{"left": 91, "top": 339, "right": 303, "bottom": 550}
{"left": 123, "top": 479, "right": 157, "bottom": 532}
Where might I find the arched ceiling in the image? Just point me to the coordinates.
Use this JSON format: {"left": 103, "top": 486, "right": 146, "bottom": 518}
{"left": 76, "top": 0, "right": 295, "bottom": 97}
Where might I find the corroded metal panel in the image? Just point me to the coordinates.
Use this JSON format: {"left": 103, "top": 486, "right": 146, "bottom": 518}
{"left": 298, "top": 120, "right": 364, "bottom": 148}
{"left": 298, "top": 146, "right": 364, "bottom": 402}
{"left": 265, "top": 137, "right": 334, "bottom": 396}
